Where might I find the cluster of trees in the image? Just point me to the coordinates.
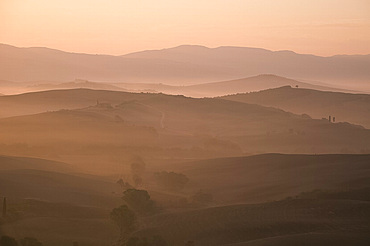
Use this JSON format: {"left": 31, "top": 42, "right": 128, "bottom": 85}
{"left": 122, "top": 189, "right": 156, "bottom": 215}
{"left": 111, "top": 158, "right": 212, "bottom": 245}
{"left": 130, "top": 157, "right": 146, "bottom": 188}
{"left": 110, "top": 188, "right": 159, "bottom": 245}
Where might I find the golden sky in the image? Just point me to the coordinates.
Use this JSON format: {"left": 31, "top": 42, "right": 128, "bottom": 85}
{"left": 1, "top": 0, "right": 370, "bottom": 56}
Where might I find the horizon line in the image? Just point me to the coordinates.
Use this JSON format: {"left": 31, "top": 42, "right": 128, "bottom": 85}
{"left": 1, "top": 42, "right": 369, "bottom": 58}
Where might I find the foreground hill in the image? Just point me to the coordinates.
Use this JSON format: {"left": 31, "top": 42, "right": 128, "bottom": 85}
{"left": 222, "top": 86, "right": 370, "bottom": 128}
{"left": 0, "top": 155, "right": 121, "bottom": 245}
{"left": 0, "top": 153, "right": 369, "bottom": 245}
{"left": 1, "top": 43, "right": 370, "bottom": 88}
{"left": 135, "top": 198, "right": 370, "bottom": 246}
{"left": 0, "top": 155, "right": 73, "bottom": 172}
{"left": 173, "top": 154, "right": 370, "bottom": 204}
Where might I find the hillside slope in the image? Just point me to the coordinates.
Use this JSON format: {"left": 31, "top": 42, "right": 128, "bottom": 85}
{"left": 134, "top": 198, "right": 370, "bottom": 246}
{"left": 0, "top": 89, "right": 369, "bottom": 170}
{"left": 222, "top": 86, "right": 370, "bottom": 128}
{"left": 174, "top": 154, "right": 370, "bottom": 203}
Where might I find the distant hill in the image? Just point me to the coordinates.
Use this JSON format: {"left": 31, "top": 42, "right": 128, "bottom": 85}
{"left": 27, "top": 79, "right": 126, "bottom": 92}
{"left": 1, "top": 43, "right": 370, "bottom": 89}
{"left": 124, "top": 45, "right": 370, "bottom": 88}
{"left": 183, "top": 75, "right": 354, "bottom": 97}
{"left": 112, "top": 74, "right": 354, "bottom": 98}
{"left": 222, "top": 86, "right": 370, "bottom": 128}
{"left": 0, "top": 43, "right": 231, "bottom": 84}
{"left": 4, "top": 74, "right": 348, "bottom": 98}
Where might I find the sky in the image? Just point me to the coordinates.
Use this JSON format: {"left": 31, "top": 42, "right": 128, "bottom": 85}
{"left": 1, "top": 0, "right": 370, "bottom": 56}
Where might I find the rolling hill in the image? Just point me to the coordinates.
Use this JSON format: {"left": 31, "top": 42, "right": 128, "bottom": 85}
{"left": 0, "top": 155, "right": 121, "bottom": 245}
{"left": 0, "top": 89, "right": 369, "bottom": 171}
{"left": 134, "top": 198, "right": 370, "bottom": 246}
{"left": 111, "top": 74, "right": 356, "bottom": 98}
{"left": 1, "top": 153, "right": 369, "bottom": 245}
{"left": 222, "top": 86, "right": 370, "bottom": 128}
{"left": 26, "top": 80, "right": 126, "bottom": 92}
{"left": 180, "top": 75, "right": 354, "bottom": 97}
{"left": 0, "top": 155, "right": 73, "bottom": 173}
{"left": 3, "top": 75, "right": 351, "bottom": 98}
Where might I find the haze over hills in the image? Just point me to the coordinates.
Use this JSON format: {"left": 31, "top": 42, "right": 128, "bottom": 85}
{"left": 27, "top": 80, "right": 126, "bottom": 93}
{"left": 1, "top": 43, "right": 370, "bottom": 90}
{"left": 179, "top": 75, "right": 357, "bottom": 97}
{"left": 0, "top": 89, "right": 369, "bottom": 175}
{"left": 125, "top": 45, "right": 370, "bottom": 89}
{"left": 0, "top": 75, "right": 361, "bottom": 98}
{"left": 222, "top": 86, "right": 370, "bottom": 129}
{"left": 1, "top": 152, "right": 369, "bottom": 246}
{"left": 2, "top": 1, "right": 370, "bottom": 245}
{"left": 113, "top": 74, "right": 360, "bottom": 98}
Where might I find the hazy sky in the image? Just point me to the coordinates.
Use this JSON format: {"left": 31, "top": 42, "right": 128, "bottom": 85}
{"left": 1, "top": 0, "right": 370, "bottom": 56}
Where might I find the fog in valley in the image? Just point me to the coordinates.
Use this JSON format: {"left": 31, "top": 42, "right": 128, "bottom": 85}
{"left": 1, "top": 1, "right": 370, "bottom": 246}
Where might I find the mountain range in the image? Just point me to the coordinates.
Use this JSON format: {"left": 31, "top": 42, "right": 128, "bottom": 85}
{"left": 1, "top": 43, "right": 369, "bottom": 91}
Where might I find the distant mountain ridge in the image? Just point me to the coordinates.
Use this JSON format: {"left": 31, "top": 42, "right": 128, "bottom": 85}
{"left": 1, "top": 43, "right": 369, "bottom": 89}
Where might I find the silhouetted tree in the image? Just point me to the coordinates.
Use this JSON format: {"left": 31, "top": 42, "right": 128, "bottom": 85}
{"left": 154, "top": 171, "right": 189, "bottom": 192}
{"left": 130, "top": 157, "right": 146, "bottom": 187}
{"left": 132, "top": 174, "right": 143, "bottom": 188}
{"left": 110, "top": 205, "right": 136, "bottom": 238}
{"left": 20, "top": 237, "right": 43, "bottom": 246}
{"left": 2, "top": 197, "right": 6, "bottom": 218}
{"left": 0, "top": 236, "right": 18, "bottom": 246}
{"left": 122, "top": 189, "right": 155, "bottom": 215}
